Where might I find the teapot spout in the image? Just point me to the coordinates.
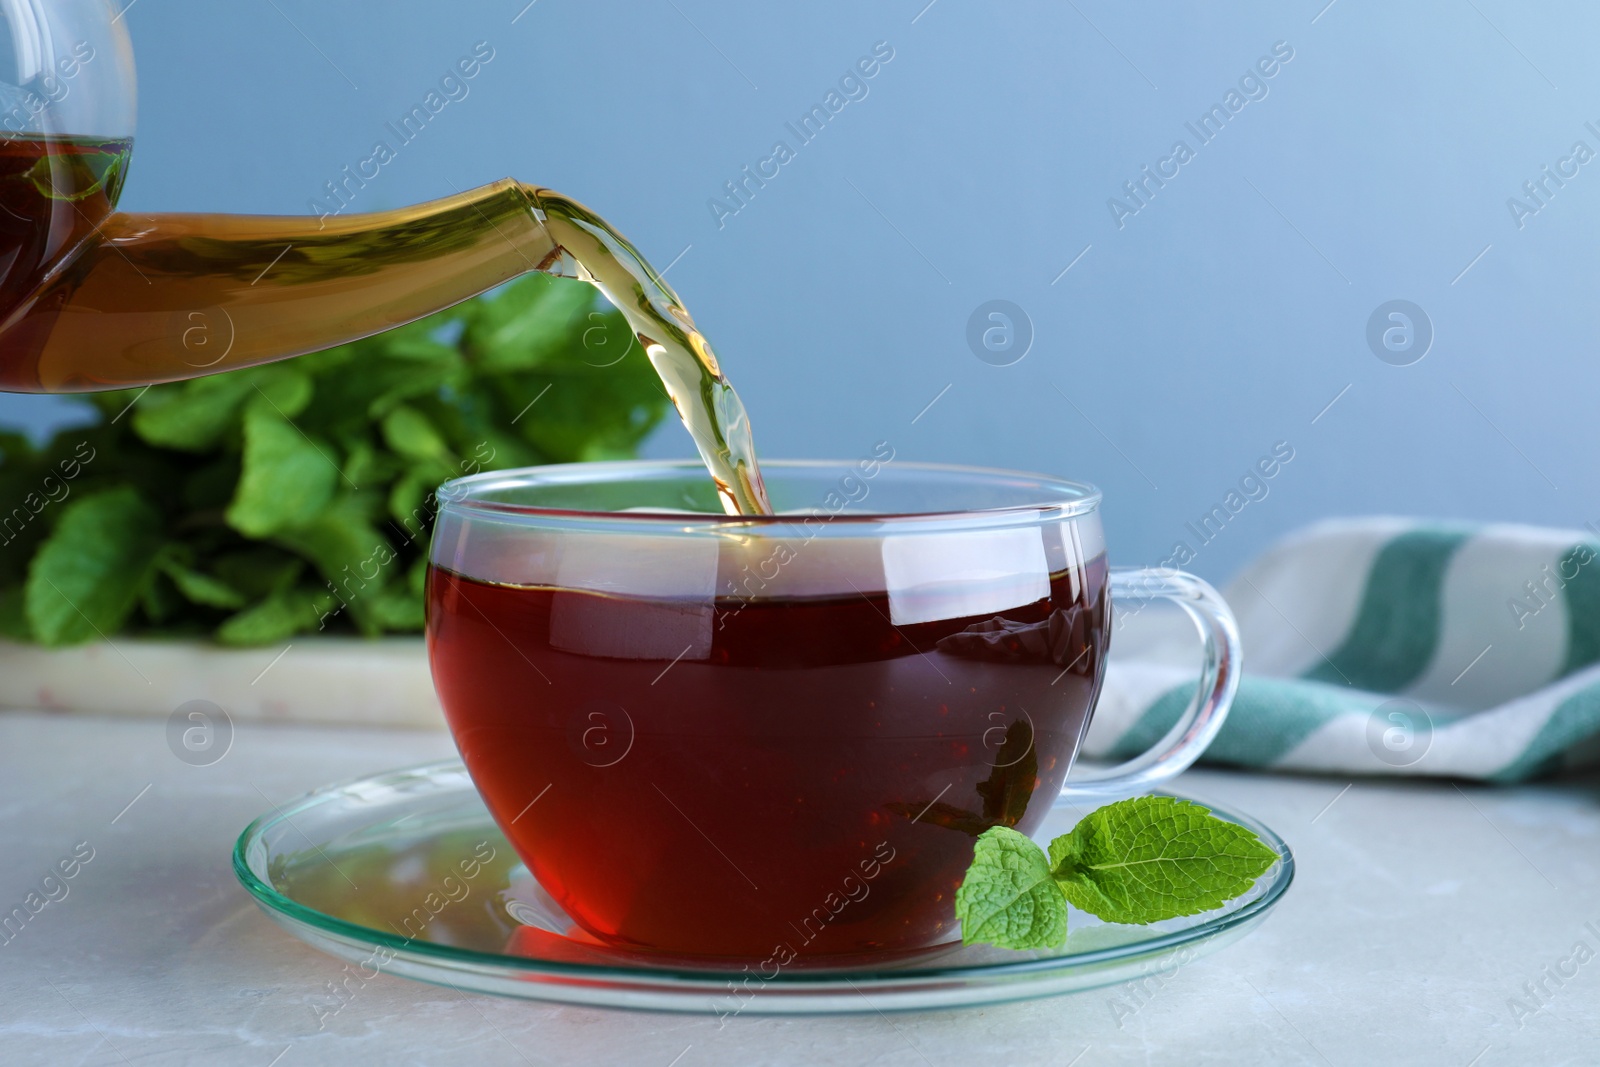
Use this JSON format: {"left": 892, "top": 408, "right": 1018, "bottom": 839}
{"left": 0, "top": 179, "right": 561, "bottom": 392}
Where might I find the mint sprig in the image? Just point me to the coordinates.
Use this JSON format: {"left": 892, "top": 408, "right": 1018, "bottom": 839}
{"left": 955, "top": 797, "right": 1278, "bottom": 951}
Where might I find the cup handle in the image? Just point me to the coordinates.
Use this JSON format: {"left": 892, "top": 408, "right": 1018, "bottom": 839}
{"left": 1058, "top": 567, "right": 1242, "bottom": 803}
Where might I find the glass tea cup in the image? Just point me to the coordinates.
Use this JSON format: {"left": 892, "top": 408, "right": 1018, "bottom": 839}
{"left": 425, "top": 459, "right": 1239, "bottom": 962}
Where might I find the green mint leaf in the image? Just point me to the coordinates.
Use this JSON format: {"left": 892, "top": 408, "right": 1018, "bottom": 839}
{"left": 501, "top": 339, "right": 670, "bottom": 463}
{"left": 249, "top": 367, "right": 314, "bottom": 418}
{"left": 211, "top": 549, "right": 304, "bottom": 602}
{"left": 271, "top": 494, "right": 392, "bottom": 583}
{"left": 954, "top": 826, "right": 1068, "bottom": 950}
{"left": 130, "top": 374, "right": 256, "bottom": 452}
{"left": 368, "top": 583, "right": 424, "bottom": 630}
{"left": 369, "top": 326, "right": 462, "bottom": 364}
{"left": 380, "top": 405, "right": 453, "bottom": 464}
{"left": 23, "top": 148, "right": 125, "bottom": 202}
{"left": 226, "top": 402, "right": 338, "bottom": 537}
{"left": 269, "top": 494, "right": 396, "bottom": 635}
{"left": 297, "top": 335, "right": 460, "bottom": 424}
{"left": 24, "top": 487, "right": 162, "bottom": 645}
{"left": 341, "top": 443, "right": 400, "bottom": 490}
{"left": 130, "top": 366, "right": 309, "bottom": 453}
{"left": 366, "top": 358, "right": 462, "bottom": 421}
{"left": 410, "top": 388, "right": 536, "bottom": 471}
{"left": 388, "top": 469, "right": 444, "bottom": 537}
{"left": 1047, "top": 797, "right": 1278, "bottom": 925}
{"left": 139, "top": 569, "right": 183, "bottom": 624}
{"left": 216, "top": 585, "right": 335, "bottom": 646}
{"left": 158, "top": 556, "right": 247, "bottom": 610}
{"left": 464, "top": 275, "right": 594, "bottom": 373}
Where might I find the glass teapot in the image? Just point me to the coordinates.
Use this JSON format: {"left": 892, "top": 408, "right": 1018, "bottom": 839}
{"left": 0, "top": 0, "right": 682, "bottom": 398}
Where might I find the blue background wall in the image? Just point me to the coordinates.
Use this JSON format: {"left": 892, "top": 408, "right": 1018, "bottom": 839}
{"left": 6, "top": 0, "right": 1598, "bottom": 581}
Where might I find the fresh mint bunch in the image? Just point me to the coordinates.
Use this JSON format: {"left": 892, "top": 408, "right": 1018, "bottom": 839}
{"left": 0, "top": 275, "right": 669, "bottom": 646}
{"left": 954, "top": 797, "right": 1278, "bottom": 951}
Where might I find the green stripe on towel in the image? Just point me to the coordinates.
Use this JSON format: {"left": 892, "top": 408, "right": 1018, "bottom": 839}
{"left": 1099, "top": 520, "right": 1600, "bottom": 781}
{"left": 1490, "top": 679, "right": 1600, "bottom": 783}
{"left": 1110, "top": 676, "right": 1388, "bottom": 767}
{"left": 1558, "top": 542, "right": 1600, "bottom": 679}
{"left": 1302, "top": 527, "right": 1471, "bottom": 692}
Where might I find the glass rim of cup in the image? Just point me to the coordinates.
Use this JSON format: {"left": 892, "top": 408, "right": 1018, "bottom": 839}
{"left": 434, "top": 459, "right": 1103, "bottom": 533}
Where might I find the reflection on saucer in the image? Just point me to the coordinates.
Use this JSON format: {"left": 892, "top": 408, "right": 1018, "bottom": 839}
{"left": 236, "top": 762, "right": 1293, "bottom": 1011}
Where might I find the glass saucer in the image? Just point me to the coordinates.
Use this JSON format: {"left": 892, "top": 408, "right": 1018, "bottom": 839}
{"left": 234, "top": 762, "right": 1293, "bottom": 1014}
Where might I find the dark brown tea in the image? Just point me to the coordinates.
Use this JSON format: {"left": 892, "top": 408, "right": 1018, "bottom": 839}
{"left": 427, "top": 556, "right": 1109, "bottom": 960}
{"left": 0, "top": 136, "right": 130, "bottom": 324}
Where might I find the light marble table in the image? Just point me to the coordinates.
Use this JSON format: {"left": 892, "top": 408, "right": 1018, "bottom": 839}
{"left": 2, "top": 710, "right": 1597, "bottom": 1066}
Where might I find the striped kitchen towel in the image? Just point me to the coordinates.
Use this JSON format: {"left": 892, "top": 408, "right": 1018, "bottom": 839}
{"left": 1083, "top": 518, "right": 1600, "bottom": 781}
